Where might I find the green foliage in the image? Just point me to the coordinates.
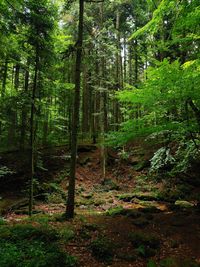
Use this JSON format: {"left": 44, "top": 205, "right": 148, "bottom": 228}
{"left": 0, "top": 166, "right": 14, "bottom": 178}
{"left": 89, "top": 237, "right": 114, "bottom": 263}
{"left": 172, "top": 140, "right": 200, "bottom": 174}
{"left": 106, "top": 206, "right": 124, "bottom": 216}
{"left": 0, "top": 224, "right": 77, "bottom": 267}
{"left": 150, "top": 147, "right": 175, "bottom": 173}
{"left": 129, "top": 232, "right": 160, "bottom": 258}
{"left": 0, "top": 217, "right": 6, "bottom": 225}
{"left": 147, "top": 259, "right": 157, "bottom": 267}
{"left": 58, "top": 228, "right": 75, "bottom": 243}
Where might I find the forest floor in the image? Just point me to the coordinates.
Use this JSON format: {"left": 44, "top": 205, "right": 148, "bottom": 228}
{"left": 0, "top": 145, "right": 200, "bottom": 267}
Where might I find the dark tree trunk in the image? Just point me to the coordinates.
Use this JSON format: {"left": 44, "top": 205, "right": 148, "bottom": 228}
{"left": 20, "top": 64, "right": 29, "bottom": 150}
{"left": 1, "top": 59, "right": 8, "bottom": 97}
{"left": 29, "top": 49, "right": 39, "bottom": 216}
{"left": 66, "top": 0, "right": 84, "bottom": 219}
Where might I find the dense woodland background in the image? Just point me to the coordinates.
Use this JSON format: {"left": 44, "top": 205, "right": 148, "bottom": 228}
{"left": 0, "top": 0, "right": 200, "bottom": 266}
{"left": 0, "top": 0, "right": 199, "bottom": 151}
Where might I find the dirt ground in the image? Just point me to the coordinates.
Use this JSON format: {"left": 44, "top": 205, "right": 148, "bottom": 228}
{"left": 1, "top": 146, "right": 200, "bottom": 266}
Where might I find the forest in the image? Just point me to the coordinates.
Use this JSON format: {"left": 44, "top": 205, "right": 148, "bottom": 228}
{"left": 0, "top": 0, "right": 200, "bottom": 266}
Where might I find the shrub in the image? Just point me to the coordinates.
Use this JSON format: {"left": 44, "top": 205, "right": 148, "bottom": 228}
{"left": 89, "top": 237, "right": 114, "bottom": 263}
{"left": 150, "top": 147, "right": 175, "bottom": 174}
{"left": 129, "top": 232, "right": 160, "bottom": 258}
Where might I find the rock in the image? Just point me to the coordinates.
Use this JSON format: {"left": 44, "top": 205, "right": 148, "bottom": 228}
{"left": 175, "top": 200, "right": 195, "bottom": 208}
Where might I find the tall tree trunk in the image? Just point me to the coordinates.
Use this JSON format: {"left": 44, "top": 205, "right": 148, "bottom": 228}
{"left": 123, "top": 36, "right": 127, "bottom": 83}
{"left": 1, "top": 59, "right": 8, "bottom": 97}
{"left": 128, "top": 42, "right": 133, "bottom": 85}
{"left": 29, "top": 49, "right": 39, "bottom": 216}
{"left": 0, "top": 59, "right": 8, "bottom": 136}
{"left": 20, "top": 63, "right": 29, "bottom": 150}
{"left": 114, "top": 9, "right": 122, "bottom": 131}
{"left": 100, "top": 2, "right": 107, "bottom": 179}
{"left": 66, "top": 0, "right": 84, "bottom": 219}
{"left": 8, "top": 64, "right": 20, "bottom": 146}
{"left": 82, "top": 63, "right": 89, "bottom": 135}
{"left": 134, "top": 39, "right": 138, "bottom": 86}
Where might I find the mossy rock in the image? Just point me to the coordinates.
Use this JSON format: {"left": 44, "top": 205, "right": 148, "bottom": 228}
{"left": 175, "top": 200, "right": 195, "bottom": 209}
{"left": 106, "top": 206, "right": 125, "bottom": 216}
{"left": 118, "top": 192, "right": 160, "bottom": 202}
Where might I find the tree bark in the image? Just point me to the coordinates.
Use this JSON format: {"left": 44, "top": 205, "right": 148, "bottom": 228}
{"left": 66, "top": 0, "right": 84, "bottom": 219}
{"left": 20, "top": 63, "right": 29, "bottom": 150}
{"left": 1, "top": 59, "right": 8, "bottom": 97}
{"left": 29, "top": 49, "right": 39, "bottom": 216}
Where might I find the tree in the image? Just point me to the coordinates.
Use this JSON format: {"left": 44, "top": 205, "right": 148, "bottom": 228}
{"left": 66, "top": 0, "right": 84, "bottom": 219}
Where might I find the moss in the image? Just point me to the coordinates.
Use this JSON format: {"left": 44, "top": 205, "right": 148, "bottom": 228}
{"left": 106, "top": 206, "right": 125, "bottom": 216}
{"left": 0, "top": 224, "right": 78, "bottom": 267}
{"left": 174, "top": 200, "right": 194, "bottom": 208}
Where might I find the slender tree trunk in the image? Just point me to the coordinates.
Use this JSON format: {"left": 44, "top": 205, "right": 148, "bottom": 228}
{"left": 128, "top": 42, "right": 133, "bottom": 85}
{"left": 66, "top": 0, "right": 84, "bottom": 219}
{"left": 0, "top": 59, "right": 8, "bottom": 136}
{"left": 8, "top": 64, "right": 20, "bottom": 146}
{"left": 100, "top": 2, "right": 107, "bottom": 179}
{"left": 124, "top": 36, "right": 127, "bottom": 83}
{"left": 114, "top": 9, "right": 122, "bottom": 131}
{"left": 82, "top": 63, "right": 89, "bottom": 135}
{"left": 134, "top": 39, "right": 138, "bottom": 86}
{"left": 1, "top": 59, "right": 8, "bottom": 97}
{"left": 29, "top": 49, "right": 39, "bottom": 216}
{"left": 42, "top": 97, "right": 50, "bottom": 146}
{"left": 20, "top": 63, "right": 29, "bottom": 150}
